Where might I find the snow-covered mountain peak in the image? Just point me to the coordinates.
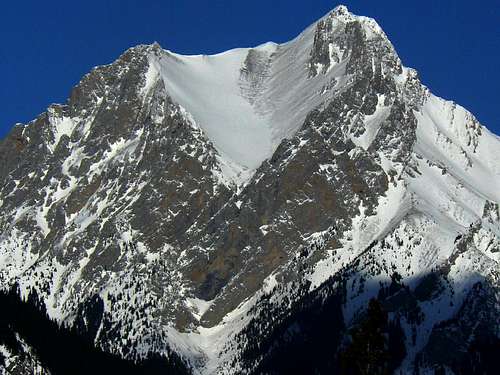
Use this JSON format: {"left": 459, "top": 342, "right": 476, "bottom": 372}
{"left": 319, "top": 4, "right": 387, "bottom": 40}
{"left": 138, "top": 7, "right": 403, "bottom": 186}
{"left": 1, "top": 6, "right": 499, "bottom": 375}
{"left": 331, "top": 4, "right": 350, "bottom": 16}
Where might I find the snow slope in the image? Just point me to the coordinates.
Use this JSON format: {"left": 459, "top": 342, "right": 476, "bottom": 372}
{"left": 154, "top": 46, "right": 276, "bottom": 176}
{"left": 144, "top": 6, "right": 383, "bottom": 184}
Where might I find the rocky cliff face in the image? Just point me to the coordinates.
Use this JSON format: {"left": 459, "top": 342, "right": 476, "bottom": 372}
{"left": 1, "top": 5, "right": 499, "bottom": 375}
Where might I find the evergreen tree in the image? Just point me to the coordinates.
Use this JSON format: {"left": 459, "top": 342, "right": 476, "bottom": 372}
{"left": 340, "top": 299, "right": 391, "bottom": 375}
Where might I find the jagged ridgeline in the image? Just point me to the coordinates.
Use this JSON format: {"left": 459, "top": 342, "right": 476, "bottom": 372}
{"left": 1, "top": 5, "right": 499, "bottom": 375}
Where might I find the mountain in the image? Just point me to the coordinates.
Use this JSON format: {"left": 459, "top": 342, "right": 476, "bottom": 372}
{"left": 1, "top": 5, "right": 499, "bottom": 374}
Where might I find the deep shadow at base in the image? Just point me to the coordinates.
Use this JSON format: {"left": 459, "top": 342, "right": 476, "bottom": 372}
{"left": 0, "top": 286, "right": 191, "bottom": 375}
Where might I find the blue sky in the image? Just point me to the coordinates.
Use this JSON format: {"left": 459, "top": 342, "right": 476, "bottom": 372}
{"left": 1, "top": 0, "right": 499, "bottom": 138}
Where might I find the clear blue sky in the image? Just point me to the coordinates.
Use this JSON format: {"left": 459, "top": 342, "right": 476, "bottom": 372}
{"left": 1, "top": 0, "right": 499, "bottom": 138}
